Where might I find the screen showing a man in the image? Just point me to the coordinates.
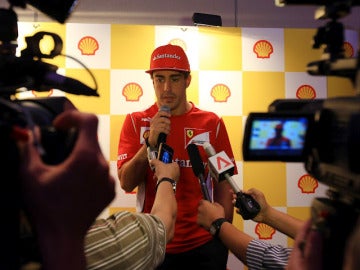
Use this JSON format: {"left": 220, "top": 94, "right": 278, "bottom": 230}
{"left": 266, "top": 123, "right": 291, "bottom": 149}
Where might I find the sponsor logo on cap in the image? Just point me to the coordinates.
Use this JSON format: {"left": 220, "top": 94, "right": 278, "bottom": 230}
{"left": 153, "top": 53, "right": 181, "bottom": 61}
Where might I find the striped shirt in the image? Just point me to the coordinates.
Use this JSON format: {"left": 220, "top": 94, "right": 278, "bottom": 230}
{"left": 246, "top": 239, "right": 292, "bottom": 270}
{"left": 85, "top": 211, "right": 166, "bottom": 270}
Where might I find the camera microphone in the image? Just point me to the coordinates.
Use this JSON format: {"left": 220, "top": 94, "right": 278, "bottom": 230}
{"left": 42, "top": 71, "right": 99, "bottom": 96}
{"left": 1, "top": 55, "right": 99, "bottom": 96}
{"left": 157, "top": 105, "right": 170, "bottom": 145}
{"left": 203, "top": 142, "right": 261, "bottom": 220}
{"left": 186, "top": 143, "right": 212, "bottom": 201}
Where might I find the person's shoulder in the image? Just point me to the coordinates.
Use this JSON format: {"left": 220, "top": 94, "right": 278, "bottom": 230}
{"left": 129, "top": 104, "right": 157, "bottom": 118}
{"left": 191, "top": 103, "right": 220, "bottom": 119}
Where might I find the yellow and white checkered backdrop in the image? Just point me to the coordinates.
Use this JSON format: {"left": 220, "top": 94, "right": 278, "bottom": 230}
{"left": 16, "top": 22, "right": 358, "bottom": 269}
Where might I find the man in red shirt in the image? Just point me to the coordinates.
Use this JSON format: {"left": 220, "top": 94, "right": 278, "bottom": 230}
{"left": 266, "top": 123, "right": 292, "bottom": 148}
{"left": 117, "top": 44, "right": 236, "bottom": 269}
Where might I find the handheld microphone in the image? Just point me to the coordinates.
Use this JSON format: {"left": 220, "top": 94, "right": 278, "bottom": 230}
{"left": 157, "top": 105, "right": 170, "bottom": 145}
{"left": 186, "top": 143, "right": 212, "bottom": 201}
{"left": 203, "top": 142, "right": 261, "bottom": 220}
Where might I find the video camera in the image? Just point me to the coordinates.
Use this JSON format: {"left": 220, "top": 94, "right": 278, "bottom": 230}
{"left": 243, "top": 1, "right": 360, "bottom": 269}
{"left": 0, "top": 1, "right": 100, "bottom": 269}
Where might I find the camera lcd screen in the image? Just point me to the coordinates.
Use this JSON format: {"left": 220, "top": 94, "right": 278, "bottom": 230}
{"left": 243, "top": 113, "right": 312, "bottom": 161}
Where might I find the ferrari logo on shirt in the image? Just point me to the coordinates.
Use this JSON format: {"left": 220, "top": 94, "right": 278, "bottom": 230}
{"left": 186, "top": 129, "right": 194, "bottom": 138}
{"left": 184, "top": 128, "right": 210, "bottom": 147}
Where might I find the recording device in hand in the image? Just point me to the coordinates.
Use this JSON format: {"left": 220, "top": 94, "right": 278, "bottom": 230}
{"left": 157, "top": 105, "right": 171, "bottom": 145}
{"left": 0, "top": 1, "right": 96, "bottom": 269}
{"left": 203, "top": 142, "right": 261, "bottom": 219}
{"left": 148, "top": 142, "right": 174, "bottom": 169}
{"left": 243, "top": 1, "right": 360, "bottom": 269}
{"left": 157, "top": 142, "right": 174, "bottom": 164}
{"left": 186, "top": 143, "right": 212, "bottom": 201}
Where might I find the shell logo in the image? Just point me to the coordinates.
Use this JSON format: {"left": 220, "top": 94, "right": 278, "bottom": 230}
{"left": 296, "top": 84, "right": 316, "bottom": 99}
{"left": 298, "top": 174, "right": 318, "bottom": 193}
{"left": 169, "top": 38, "right": 187, "bottom": 51}
{"left": 211, "top": 83, "right": 231, "bottom": 102}
{"left": 255, "top": 223, "right": 276, "bottom": 240}
{"left": 253, "top": 40, "right": 273, "bottom": 59}
{"left": 78, "top": 36, "right": 99, "bottom": 55}
{"left": 343, "top": 41, "right": 354, "bottom": 58}
{"left": 31, "top": 89, "right": 54, "bottom": 97}
{"left": 122, "top": 82, "right": 143, "bottom": 101}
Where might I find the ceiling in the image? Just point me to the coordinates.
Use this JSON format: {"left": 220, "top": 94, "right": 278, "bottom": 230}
{"left": 0, "top": 0, "right": 360, "bottom": 31}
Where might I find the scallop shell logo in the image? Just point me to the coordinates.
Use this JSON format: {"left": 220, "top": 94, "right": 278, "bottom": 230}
{"left": 169, "top": 38, "right": 187, "bottom": 51}
{"left": 298, "top": 174, "right": 318, "bottom": 193}
{"left": 31, "top": 89, "right": 53, "bottom": 97}
{"left": 122, "top": 82, "right": 143, "bottom": 101}
{"left": 211, "top": 84, "right": 231, "bottom": 102}
{"left": 255, "top": 223, "right": 275, "bottom": 240}
{"left": 343, "top": 41, "right": 354, "bottom": 58}
{"left": 253, "top": 40, "right": 273, "bottom": 59}
{"left": 78, "top": 36, "right": 99, "bottom": 55}
{"left": 296, "top": 84, "right": 316, "bottom": 99}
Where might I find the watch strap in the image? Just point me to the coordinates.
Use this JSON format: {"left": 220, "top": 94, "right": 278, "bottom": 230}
{"left": 156, "top": 177, "right": 176, "bottom": 193}
{"left": 211, "top": 218, "right": 227, "bottom": 238}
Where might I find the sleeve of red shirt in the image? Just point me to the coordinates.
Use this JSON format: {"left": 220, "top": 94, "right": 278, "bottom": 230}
{"left": 213, "top": 117, "right": 238, "bottom": 175}
{"left": 117, "top": 113, "right": 141, "bottom": 169}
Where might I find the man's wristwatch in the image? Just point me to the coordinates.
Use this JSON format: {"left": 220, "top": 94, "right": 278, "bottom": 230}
{"left": 209, "top": 218, "right": 228, "bottom": 238}
{"left": 156, "top": 177, "right": 176, "bottom": 193}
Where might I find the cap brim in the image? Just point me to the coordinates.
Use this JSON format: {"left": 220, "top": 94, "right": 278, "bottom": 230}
{"left": 145, "top": 67, "right": 190, "bottom": 74}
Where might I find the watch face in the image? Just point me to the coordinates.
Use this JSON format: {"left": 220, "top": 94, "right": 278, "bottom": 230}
{"left": 209, "top": 218, "right": 227, "bottom": 237}
{"left": 209, "top": 225, "right": 217, "bottom": 236}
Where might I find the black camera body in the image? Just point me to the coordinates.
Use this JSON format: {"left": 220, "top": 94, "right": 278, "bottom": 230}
{"left": 1, "top": 96, "right": 78, "bottom": 164}
{"left": 242, "top": 1, "right": 360, "bottom": 269}
{"left": 243, "top": 96, "right": 360, "bottom": 199}
{"left": 243, "top": 96, "right": 360, "bottom": 269}
{"left": 0, "top": 2, "right": 94, "bottom": 268}
{"left": 0, "top": 96, "right": 78, "bottom": 269}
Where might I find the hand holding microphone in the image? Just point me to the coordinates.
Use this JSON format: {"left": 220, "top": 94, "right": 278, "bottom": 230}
{"left": 203, "top": 142, "right": 261, "bottom": 220}
{"left": 147, "top": 105, "right": 172, "bottom": 170}
{"left": 157, "top": 105, "right": 171, "bottom": 146}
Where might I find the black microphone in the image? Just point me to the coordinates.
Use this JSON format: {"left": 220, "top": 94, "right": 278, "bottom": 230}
{"left": 203, "top": 142, "right": 261, "bottom": 220}
{"left": 0, "top": 55, "right": 99, "bottom": 96}
{"left": 157, "top": 105, "right": 170, "bottom": 145}
{"left": 43, "top": 72, "right": 99, "bottom": 96}
{"left": 186, "top": 143, "right": 212, "bottom": 201}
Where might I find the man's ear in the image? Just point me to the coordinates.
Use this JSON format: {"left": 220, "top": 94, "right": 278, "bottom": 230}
{"left": 186, "top": 74, "right": 192, "bottom": 87}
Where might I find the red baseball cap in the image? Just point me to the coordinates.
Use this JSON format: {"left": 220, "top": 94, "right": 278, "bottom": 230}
{"left": 146, "top": 44, "right": 191, "bottom": 74}
{"left": 275, "top": 123, "right": 283, "bottom": 129}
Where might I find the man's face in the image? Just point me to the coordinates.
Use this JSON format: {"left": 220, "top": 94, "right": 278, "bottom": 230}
{"left": 152, "top": 70, "right": 191, "bottom": 110}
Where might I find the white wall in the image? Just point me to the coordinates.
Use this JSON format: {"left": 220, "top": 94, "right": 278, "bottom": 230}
{"left": 1, "top": 0, "right": 359, "bottom": 31}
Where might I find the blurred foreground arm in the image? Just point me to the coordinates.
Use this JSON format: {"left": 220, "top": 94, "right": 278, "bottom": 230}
{"left": 19, "top": 110, "right": 116, "bottom": 270}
